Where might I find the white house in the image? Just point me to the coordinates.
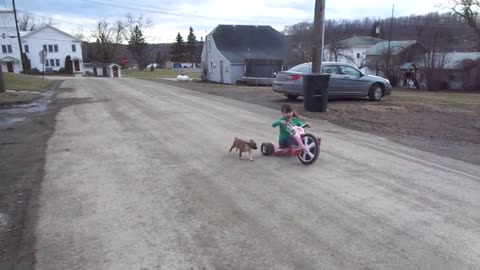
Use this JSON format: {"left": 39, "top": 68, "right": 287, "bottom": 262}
{"left": 324, "top": 36, "right": 385, "bottom": 73}
{"left": 0, "top": 11, "right": 83, "bottom": 74}
{"left": 0, "top": 10, "right": 22, "bottom": 73}
{"left": 22, "top": 26, "right": 84, "bottom": 73}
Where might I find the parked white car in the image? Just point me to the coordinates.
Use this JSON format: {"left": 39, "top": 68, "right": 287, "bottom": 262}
{"left": 146, "top": 63, "right": 161, "bottom": 69}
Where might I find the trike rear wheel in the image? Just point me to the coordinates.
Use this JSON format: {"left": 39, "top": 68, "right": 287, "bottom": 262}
{"left": 261, "top": 143, "right": 274, "bottom": 156}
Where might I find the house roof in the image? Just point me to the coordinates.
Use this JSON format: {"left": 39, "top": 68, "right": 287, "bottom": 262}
{"left": 21, "top": 25, "right": 82, "bottom": 42}
{"left": 326, "top": 36, "right": 385, "bottom": 48}
{"left": 365, "top": 40, "right": 418, "bottom": 56}
{"left": 210, "top": 25, "right": 288, "bottom": 64}
{"left": 415, "top": 52, "right": 480, "bottom": 70}
{"left": 443, "top": 52, "right": 480, "bottom": 69}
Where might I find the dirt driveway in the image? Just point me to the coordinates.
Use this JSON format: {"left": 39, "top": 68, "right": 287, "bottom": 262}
{"left": 30, "top": 78, "right": 480, "bottom": 269}
{"left": 149, "top": 79, "right": 480, "bottom": 164}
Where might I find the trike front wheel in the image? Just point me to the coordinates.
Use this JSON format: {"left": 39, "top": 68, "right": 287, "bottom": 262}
{"left": 298, "top": 134, "right": 320, "bottom": 165}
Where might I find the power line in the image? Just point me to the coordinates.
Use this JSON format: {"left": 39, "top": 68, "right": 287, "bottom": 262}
{"left": 17, "top": 10, "right": 94, "bottom": 28}
{"left": 79, "top": 0, "right": 306, "bottom": 23}
{"left": 80, "top": 0, "right": 185, "bottom": 16}
{"left": 99, "top": 0, "right": 179, "bottom": 12}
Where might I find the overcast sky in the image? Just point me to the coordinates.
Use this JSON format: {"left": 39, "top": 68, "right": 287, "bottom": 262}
{"left": 10, "top": 0, "right": 449, "bottom": 43}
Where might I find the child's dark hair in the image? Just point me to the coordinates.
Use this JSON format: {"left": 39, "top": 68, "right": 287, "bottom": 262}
{"left": 281, "top": 104, "right": 299, "bottom": 118}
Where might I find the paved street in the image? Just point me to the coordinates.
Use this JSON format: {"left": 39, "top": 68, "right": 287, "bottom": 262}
{"left": 34, "top": 78, "right": 480, "bottom": 269}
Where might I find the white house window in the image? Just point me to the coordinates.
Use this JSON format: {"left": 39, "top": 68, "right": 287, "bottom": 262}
{"left": 72, "top": 44, "right": 76, "bottom": 52}
{"left": 356, "top": 53, "right": 360, "bottom": 59}
{"left": 45, "top": 59, "right": 49, "bottom": 66}
{"left": 55, "top": 59, "right": 60, "bottom": 66}
{"left": 43, "top": 45, "right": 47, "bottom": 52}
{"left": 2, "top": 45, "right": 12, "bottom": 53}
{"left": 48, "top": 45, "right": 53, "bottom": 52}
{"left": 24, "top": 44, "right": 29, "bottom": 53}
{"left": 54, "top": 45, "right": 58, "bottom": 52}
{"left": 49, "top": 59, "right": 55, "bottom": 66}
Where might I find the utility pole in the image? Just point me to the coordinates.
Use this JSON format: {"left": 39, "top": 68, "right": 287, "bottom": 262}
{"left": 0, "top": 64, "right": 5, "bottom": 93}
{"left": 12, "top": 0, "right": 26, "bottom": 73}
{"left": 311, "top": 0, "right": 326, "bottom": 73}
{"left": 386, "top": 3, "right": 395, "bottom": 69}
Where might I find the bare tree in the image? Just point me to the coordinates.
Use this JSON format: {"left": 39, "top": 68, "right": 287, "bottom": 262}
{"left": 284, "top": 22, "right": 314, "bottom": 64}
{"left": 326, "top": 41, "right": 354, "bottom": 62}
{"left": 18, "top": 14, "right": 55, "bottom": 31}
{"left": 283, "top": 21, "right": 312, "bottom": 43}
{"left": 367, "top": 43, "right": 412, "bottom": 86}
{"left": 90, "top": 20, "right": 125, "bottom": 63}
{"left": 18, "top": 14, "right": 37, "bottom": 31}
{"left": 73, "top": 27, "right": 86, "bottom": 41}
{"left": 124, "top": 14, "right": 152, "bottom": 39}
{"left": 124, "top": 14, "right": 153, "bottom": 69}
{"left": 448, "top": 0, "right": 480, "bottom": 49}
{"left": 421, "top": 46, "right": 447, "bottom": 91}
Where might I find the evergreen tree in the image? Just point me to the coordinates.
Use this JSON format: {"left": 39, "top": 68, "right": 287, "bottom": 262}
{"left": 64, "top": 55, "right": 73, "bottom": 74}
{"left": 128, "top": 25, "right": 148, "bottom": 70}
{"left": 170, "top": 32, "right": 185, "bottom": 63}
{"left": 186, "top": 27, "right": 198, "bottom": 66}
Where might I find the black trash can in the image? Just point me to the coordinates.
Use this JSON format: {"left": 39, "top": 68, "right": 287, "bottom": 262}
{"left": 303, "top": 73, "right": 330, "bottom": 112}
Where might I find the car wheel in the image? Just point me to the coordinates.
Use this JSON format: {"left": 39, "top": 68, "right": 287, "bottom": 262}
{"left": 285, "top": 94, "right": 299, "bottom": 101}
{"left": 368, "top": 84, "right": 384, "bottom": 101}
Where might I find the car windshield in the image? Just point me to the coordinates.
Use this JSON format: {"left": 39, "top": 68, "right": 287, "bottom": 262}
{"left": 288, "top": 64, "right": 311, "bottom": 73}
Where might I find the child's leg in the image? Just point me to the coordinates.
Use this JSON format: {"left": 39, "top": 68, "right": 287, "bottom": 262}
{"left": 292, "top": 133, "right": 307, "bottom": 150}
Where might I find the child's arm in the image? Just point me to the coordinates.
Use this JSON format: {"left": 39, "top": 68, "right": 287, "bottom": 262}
{"left": 295, "top": 118, "right": 311, "bottom": 127}
{"left": 272, "top": 118, "right": 285, "bottom": 127}
{"left": 293, "top": 117, "right": 305, "bottom": 126}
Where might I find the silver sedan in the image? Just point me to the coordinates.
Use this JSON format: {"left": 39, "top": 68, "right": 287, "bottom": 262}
{"left": 273, "top": 62, "right": 392, "bottom": 101}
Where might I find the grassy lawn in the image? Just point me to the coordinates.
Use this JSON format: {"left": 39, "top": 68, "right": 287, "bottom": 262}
{"left": 0, "top": 91, "right": 40, "bottom": 105}
{"left": 125, "top": 68, "right": 200, "bottom": 79}
{"left": 4, "top": 72, "right": 56, "bottom": 91}
{"left": 385, "top": 89, "right": 480, "bottom": 111}
{"left": 0, "top": 72, "right": 57, "bottom": 105}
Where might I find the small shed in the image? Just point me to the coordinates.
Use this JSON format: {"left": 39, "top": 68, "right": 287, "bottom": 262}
{"left": 107, "top": 63, "right": 121, "bottom": 78}
{"left": 83, "top": 62, "right": 121, "bottom": 78}
{"left": 415, "top": 52, "right": 480, "bottom": 90}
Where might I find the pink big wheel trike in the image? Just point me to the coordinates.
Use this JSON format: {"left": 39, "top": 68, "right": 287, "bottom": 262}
{"left": 261, "top": 123, "right": 321, "bottom": 165}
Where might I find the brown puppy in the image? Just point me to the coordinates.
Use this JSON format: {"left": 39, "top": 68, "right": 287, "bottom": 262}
{"left": 229, "top": 138, "right": 258, "bottom": 161}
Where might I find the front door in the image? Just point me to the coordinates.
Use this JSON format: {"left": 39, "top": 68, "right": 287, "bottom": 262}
{"left": 74, "top": 60, "right": 80, "bottom": 72}
{"left": 338, "top": 65, "right": 369, "bottom": 95}
{"left": 112, "top": 66, "right": 118, "bottom": 77}
{"left": 6, "top": 62, "right": 14, "bottom": 73}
